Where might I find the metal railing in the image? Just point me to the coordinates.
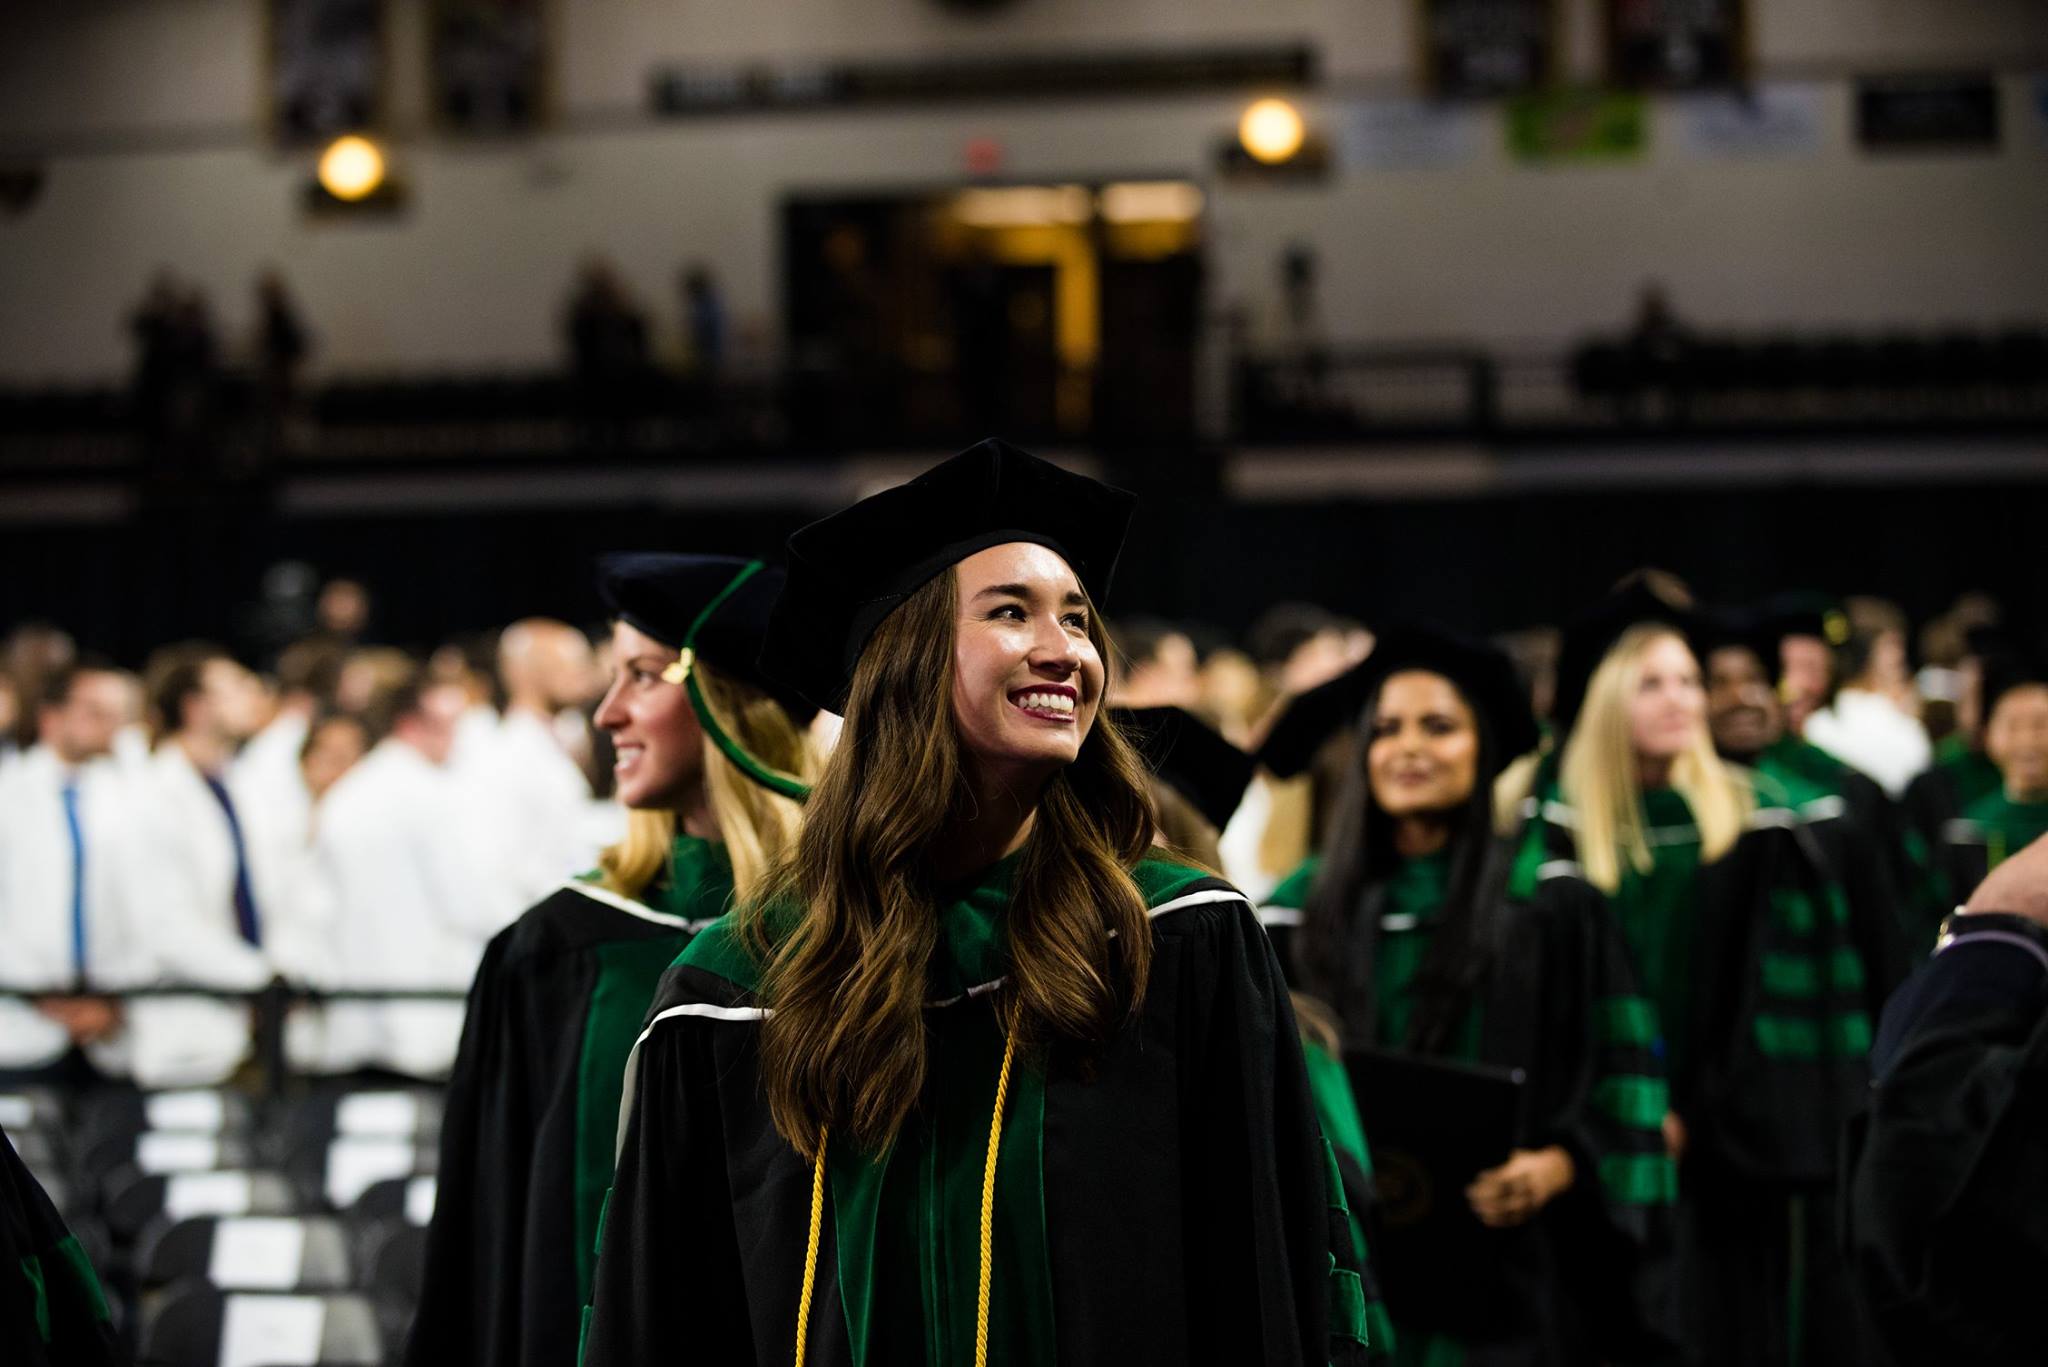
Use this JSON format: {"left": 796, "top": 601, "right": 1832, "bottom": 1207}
{"left": 2, "top": 983, "right": 469, "bottom": 1101}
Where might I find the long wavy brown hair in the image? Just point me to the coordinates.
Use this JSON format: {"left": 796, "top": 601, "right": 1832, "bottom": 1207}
{"left": 742, "top": 567, "right": 1156, "bottom": 1157}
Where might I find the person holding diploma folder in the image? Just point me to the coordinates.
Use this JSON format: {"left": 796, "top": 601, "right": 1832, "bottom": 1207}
{"left": 1260, "top": 624, "right": 1677, "bottom": 1365}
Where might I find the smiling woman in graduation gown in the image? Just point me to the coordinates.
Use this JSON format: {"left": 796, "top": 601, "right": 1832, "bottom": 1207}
{"left": 581, "top": 440, "right": 1368, "bottom": 1366}
{"left": 406, "top": 555, "right": 814, "bottom": 1367}
{"left": 1259, "top": 626, "right": 1677, "bottom": 1365}
{"left": 1501, "top": 585, "right": 1893, "bottom": 1367}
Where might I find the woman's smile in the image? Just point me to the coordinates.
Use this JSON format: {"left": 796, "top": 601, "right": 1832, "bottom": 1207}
{"left": 1010, "top": 683, "right": 1078, "bottom": 723}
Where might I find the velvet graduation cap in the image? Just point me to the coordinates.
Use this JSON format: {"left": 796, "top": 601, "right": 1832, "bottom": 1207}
{"left": 1981, "top": 644, "right": 2048, "bottom": 723}
{"left": 1693, "top": 605, "right": 1777, "bottom": 671}
{"left": 596, "top": 553, "right": 815, "bottom": 799}
{"left": 1258, "top": 624, "right": 1540, "bottom": 780}
{"left": 1551, "top": 582, "right": 1701, "bottom": 741}
{"left": 1112, "top": 706, "right": 1256, "bottom": 832}
{"left": 1757, "top": 591, "right": 1852, "bottom": 653}
{"left": 761, "top": 438, "right": 1138, "bottom": 714}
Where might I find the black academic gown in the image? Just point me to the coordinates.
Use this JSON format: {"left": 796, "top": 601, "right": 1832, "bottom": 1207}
{"left": 1516, "top": 780, "right": 1895, "bottom": 1367}
{"left": 2, "top": 1130, "right": 118, "bottom": 1367}
{"left": 581, "top": 856, "right": 1368, "bottom": 1367}
{"left": 406, "top": 846, "right": 732, "bottom": 1367}
{"left": 1265, "top": 845, "right": 1679, "bottom": 1363}
{"left": 1843, "top": 934, "right": 2048, "bottom": 1367}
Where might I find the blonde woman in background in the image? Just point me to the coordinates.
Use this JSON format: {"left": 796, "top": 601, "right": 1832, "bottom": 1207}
{"left": 407, "top": 554, "right": 816, "bottom": 1367}
{"left": 1502, "top": 581, "right": 1892, "bottom": 1367}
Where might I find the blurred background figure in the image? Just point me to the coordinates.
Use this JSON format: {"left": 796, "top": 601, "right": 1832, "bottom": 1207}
{"left": 4, "top": 623, "right": 77, "bottom": 751}
{"left": 472, "top": 618, "right": 605, "bottom": 903}
{"left": 313, "top": 669, "right": 510, "bottom": 1080}
{"left": 315, "top": 577, "right": 373, "bottom": 649}
{"left": 234, "top": 636, "right": 347, "bottom": 837}
{"left": 0, "top": 659, "right": 146, "bottom": 1089}
{"left": 0, "top": 668, "right": 19, "bottom": 770}
{"left": 1110, "top": 615, "right": 1202, "bottom": 710}
{"left": 678, "top": 262, "right": 726, "bottom": 378}
{"left": 1807, "top": 597, "right": 1932, "bottom": 798}
{"left": 254, "top": 267, "right": 312, "bottom": 458}
{"left": 1620, "top": 281, "right": 1695, "bottom": 423}
{"left": 1219, "top": 602, "right": 1373, "bottom": 900}
{"left": 131, "top": 645, "right": 283, "bottom": 1086}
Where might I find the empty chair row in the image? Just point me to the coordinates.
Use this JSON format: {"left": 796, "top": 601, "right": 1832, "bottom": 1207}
{"left": 137, "top": 1210, "right": 423, "bottom": 1300}
{"left": 139, "top": 1285, "right": 387, "bottom": 1367}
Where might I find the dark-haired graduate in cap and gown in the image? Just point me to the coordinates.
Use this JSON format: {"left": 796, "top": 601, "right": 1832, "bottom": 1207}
{"left": 581, "top": 440, "right": 1369, "bottom": 1365}
{"left": 406, "top": 556, "right": 816, "bottom": 1367}
{"left": 1499, "top": 584, "right": 1890, "bottom": 1366}
{"left": 1259, "top": 626, "right": 1676, "bottom": 1365}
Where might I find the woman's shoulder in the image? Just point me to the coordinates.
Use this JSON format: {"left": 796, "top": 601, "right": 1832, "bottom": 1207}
{"left": 1131, "top": 852, "right": 1243, "bottom": 906}
{"left": 673, "top": 901, "right": 791, "bottom": 996}
{"left": 1129, "top": 853, "right": 1261, "bottom": 942}
{"left": 492, "top": 877, "right": 693, "bottom": 967}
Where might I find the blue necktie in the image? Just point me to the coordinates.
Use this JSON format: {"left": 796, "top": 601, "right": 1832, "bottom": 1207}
{"left": 60, "top": 780, "right": 87, "bottom": 988}
{"left": 200, "top": 775, "right": 263, "bottom": 947}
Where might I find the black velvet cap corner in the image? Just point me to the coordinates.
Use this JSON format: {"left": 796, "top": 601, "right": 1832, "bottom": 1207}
{"left": 1756, "top": 591, "right": 1851, "bottom": 651}
{"left": 1257, "top": 624, "right": 1540, "bottom": 780}
{"left": 1694, "top": 605, "right": 1777, "bottom": 672}
{"left": 1551, "top": 583, "right": 1702, "bottom": 742}
{"left": 760, "top": 438, "right": 1138, "bottom": 714}
{"left": 1113, "top": 706, "right": 1255, "bottom": 832}
{"left": 1981, "top": 644, "right": 2048, "bottom": 721}
{"left": 595, "top": 553, "right": 814, "bottom": 721}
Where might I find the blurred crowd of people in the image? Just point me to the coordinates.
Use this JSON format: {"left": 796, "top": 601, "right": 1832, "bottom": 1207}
{"left": 3, "top": 548, "right": 2044, "bottom": 1362}
{"left": 3, "top": 574, "right": 2038, "bottom": 1091}
{"left": 1116, "top": 587, "right": 2039, "bottom": 911}
{"left": 0, "top": 586, "right": 626, "bottom": 1088}
{"left": 125, "top": 267, "right": 312, "bottom": 479}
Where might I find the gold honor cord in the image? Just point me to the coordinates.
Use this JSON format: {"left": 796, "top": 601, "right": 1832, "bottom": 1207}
{"left": 795, "top": 1029, "right": 1019, "bottom": 1367}
{"left": 660, "top": 560, "right": 813, "bottom": 802}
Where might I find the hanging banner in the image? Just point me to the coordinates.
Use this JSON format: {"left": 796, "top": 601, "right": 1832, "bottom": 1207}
{"left": 2029, "top": 75, "right": 2048, "bottom": 150}
{"left": 1339, "top": 99, "right": 1484, "bottom": 171}
{"left": 1419, "top": 0, "right": 1557, "bottom": 99}
{"left": 1676, "top": 82, "right": 1824, "bottom": 160}
{"left": 268, "top": 0, "right": 386, "bottom": 145}
{"left": 1506, "top": 88, "right": 1647, "bottom": 163}
{"left": 1856, "top": 73, "right": 2000, "bottom": 152}
{"left": 1604, "top": 0, "right": 1749, "bottom": 90}
{"left": 431, "top": 0, "right": 548, "bottom": 133}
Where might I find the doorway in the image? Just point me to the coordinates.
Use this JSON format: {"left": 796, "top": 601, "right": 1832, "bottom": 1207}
{"left": 782, "top": 179, "right": 1204, "bottom": 449}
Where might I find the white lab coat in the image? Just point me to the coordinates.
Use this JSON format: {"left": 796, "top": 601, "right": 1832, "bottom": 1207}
{"left": 1804, "top": 688, "right": 1933, "bottom": 798}
{"left": 449, "top": 703, "right": 501, "bottom": 775}
{"left": 227, "top": 717, "right": 336, "bottom": 980}
{"left": 121, "top": 748, "right": 279, "bottom": 1085}
{"left": 466, "top": 707, "right": 598, "bottom": 906}
{"left": 235, "top": 709, "right": 312, "bottom": 852}
{"left": 1217, "top": 773, "right": 1283, "bottom": 904}
{"left": 311, "top": 739, "right": 510, "bottom": 1078}
{"left": 0, "top": 747, "right": 267, "bottom": 1082}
